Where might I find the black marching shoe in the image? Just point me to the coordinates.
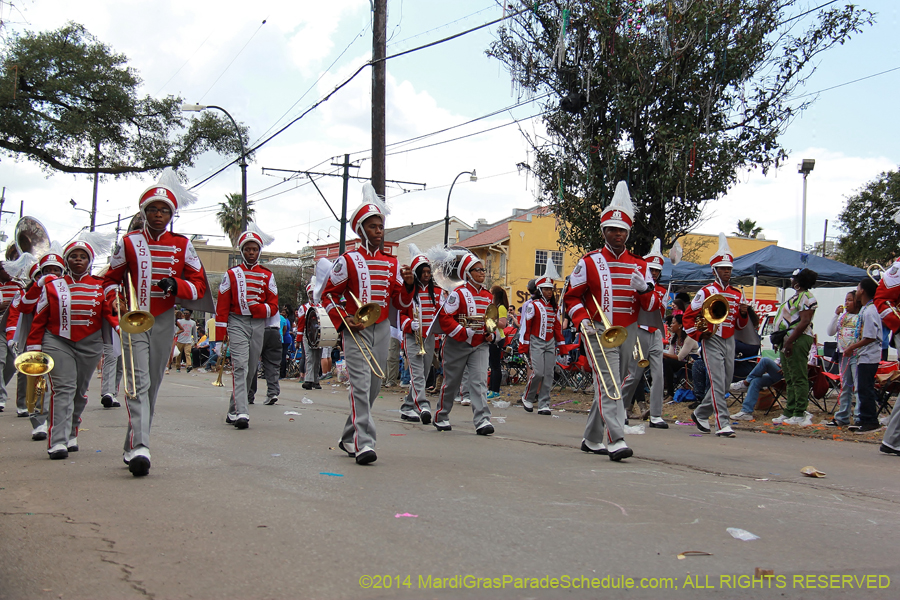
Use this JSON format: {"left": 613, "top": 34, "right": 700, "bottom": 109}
{"left": 101, "top": 394, "right": 114, "bottom": 408}
{"left": 419, "top": 411, "right": 432, "bottom": 426}
{"left": 312, "top": 383, "right": 322, "bottom": 389}
{"left": 476, "top": 423, "right": 495, "bottom": 436}
{"left": 880, "top": 444, "right": 900, "bottom": 456}
{"left": 649, "top": 418, "right": 669, "bottom": 429}
{"left": 129, "top": 456, "right": 151, "bottom": 477}
{"left": 355, "top": 449, "right": 377, "bottom": 465}
{"left": 48, "top": 448, "right": 69, "bottom": 460}
{"left": 225, "top": 414, "right": 237, "bottom": 425}
{"left": 263, "top": 397, "right": 278, "bottom": 406}
{"left": 607, "top": 442, "right": 633, "bottom": 462}
{"left": 338, "top": 441, "right": 356, "bottom": 457}
{"left": 400, "top": 413, "right": 421, "bottom": 422}
{"left": 691, "top": 412, "right": 711, "bottom": 434}
{"left": 580, "top": 441, "right": 608, "bottom": 455}
{"left": 433, "top": 420, "right": 452, "bottom": 432}
{"left": 234, "top": 417, "right": 250, "bottom": 429}
{"left": 302, "top": 382, "right": 313, "bottom": 390}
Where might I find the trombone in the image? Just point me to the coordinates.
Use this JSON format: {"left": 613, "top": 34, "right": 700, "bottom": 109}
{"left": 413, "top": 304, "right": 426, "bottom": 356}
{"left": 867, "top": 263, "right": 900, "bottom": 321}
{"left": 211, "top": 337, "right": 230, "bottom": 387}
{"left": 579, "top": 294, "right": 628, "bottom": 400}
{"left": 116, "top": 273, "right": 155, "bottom": 399}
{"left": 328, "top": 291, "right": 386, "bottom": 379}
{"left": 15, "top": 351, "right": 54, "bottom": 414}
{"left": 633, "top": 337, "right": 650, "bottom": 368}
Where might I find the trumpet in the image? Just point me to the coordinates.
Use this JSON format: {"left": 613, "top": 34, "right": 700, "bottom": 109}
{"left": 633, "top": 337, "right": 650, "bottom": 368}
{"left": 413, "top": 304, "right": 426, "bottom": 356}
{"left": 15, "top": 351, "right": 54, "bottom": 414}
{"left": 330, "top": 291, "right": 385, "bottom": 379}
{"left": 695, "top": 293, "right": 729, "bottom": 335}
{"left": 211, "top": 338, "right": 230, "bottom": 387}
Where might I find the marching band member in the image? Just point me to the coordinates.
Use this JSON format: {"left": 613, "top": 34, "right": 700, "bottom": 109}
{"left": 620, "top": 239, "right": 669, "bottom": 429}
{"left": 519, "top": 262, "right": 564, "bottom": 415}
{"left": 319, "top": 184, "right": 413, "bottom": 465}
{"left": 874, "top": 260, "right": 900, "bottom": 455}
{"left": 563, "top": 181, "right": 655, "bottom": 461}
{"left": 298, "top": 281, "right": 323, "bottom": 390}
{"left": 683, "top": 234, "right": 749, "bottom": 438}
{"left": 3, "top": 256, "right": 37, "bottom": 420}
{"left": 398, "top": 245, "right": 437, "bottom": 424}
{"left": 102, "top": 168, "right": 212, "bottom": 476}
{"left": 0, "top": 258, "right": 25, "bottom": 413}
{"left": 100, "top": 304, "right": 124, "bottom": 409}
{"left": 433, "top": 251, "right": 500, "bottom": 435}
{"left": 215, "top": 225, "right": 279, "bottom": 427}
{"left": 27, "top": 240, "right": 117, "bottom": 459}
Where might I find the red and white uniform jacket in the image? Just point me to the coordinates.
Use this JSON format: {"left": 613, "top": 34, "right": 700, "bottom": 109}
{"left": 0, "top": 280, "right": 23, "bottom": 307}
{"left": 321, "top": 247, "right": 412, "bottom": 331}
{"left": 641, "top": 286, "right": 667, "bottom": 333}
{"left": 102, "top": 230, "right": 208, "bottom": 317}
{"left": 563, "top": 246, "right": 654, "bottom": 328}
{"left": 875, "top": 259, "right": 900, "bottom": 331}
{"left": 5, "top": 288, "right": 26, "bottom": 342}
{"left": 436, "top": 281, "right": 494, "bottom": 346}
{"left": 400, "top": 285, "right": 438, "bottom": 335}
{"left": 215, "top": 263, "right": 279, "bottom": 340}
{"left": 26, "top": 274, "right": 118, "bottom": 351}
{"left": 521, "top": 298, "right": 564, "bottom": 347}
{"left": 683, "top": 282, "right": 748, "bottom": 341}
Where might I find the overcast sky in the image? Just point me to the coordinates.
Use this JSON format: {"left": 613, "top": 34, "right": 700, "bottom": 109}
{"left": 0, "top": 0, "right": 897, "bottom": 257}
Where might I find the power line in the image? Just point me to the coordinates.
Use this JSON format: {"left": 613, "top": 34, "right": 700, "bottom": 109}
{"left": 154, "top": 33, "right": 213, "bottom": 96}
{"left": 198, "top": 19, "right": 268, "bottom": 102}
{"left": 387, "top": 3, "right": 497, "bottom": 49}
{"left": 386, "top": 111, "right": 545, "bottom": 157}
{"left": 793, "top": 65, "right": 900, "bottom": 99}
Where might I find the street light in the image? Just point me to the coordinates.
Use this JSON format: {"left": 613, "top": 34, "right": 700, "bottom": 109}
{"left": 798, "top": 158, "right": 815, "bottom": 252}
{"left": 181, "top": 103, "right": 249, "bottom": 233}
{"left": 70, "top": 199, "right": 93, "bottom": 223}
{"left": 444, "top": 169, "right": 477, "bottom": 245}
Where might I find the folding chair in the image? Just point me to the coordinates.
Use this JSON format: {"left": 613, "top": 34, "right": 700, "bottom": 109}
{"left": 551, "top": 343, "right": 581, "bottom": 391}
{"left": 875, "top": 365, "right": 900, "bottom": 419}
{"left": 730, "top": 355, "right": 761, "bottom": 407}
{"left": 807, "top": 364, "right": 832, "bottom": 414}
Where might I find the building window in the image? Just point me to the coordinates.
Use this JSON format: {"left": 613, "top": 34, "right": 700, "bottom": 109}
{"left": 535, "top": 250, "right": 563, "bottom": 277}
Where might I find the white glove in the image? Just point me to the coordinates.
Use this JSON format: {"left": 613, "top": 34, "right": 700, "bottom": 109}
{"left": 411, "top": 320, "right": 420, "bottom": 332}
{"left": 7, "top": 339, "right": 16, "bottom": 350}
{"left": 629, "top": 270, "right": 648, "bottom": 292}
{"left": 581, "top": 321, "right": 598, "bottom": 335}
{"left": 37, "top": 274, "right": 58, "bottom": 287}
{"left": 465, "top": 328, "right": 477, "bottom": 339}
{"left": 493, "top": 331, "right": 503, "bottom": 343}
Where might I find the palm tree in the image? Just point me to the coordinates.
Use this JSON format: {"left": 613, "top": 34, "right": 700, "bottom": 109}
{"left": 216, "top": 193, "right": 256, "bottom": 247}
{"left": 733, "top": 218, "right": 763, "bottom": 239}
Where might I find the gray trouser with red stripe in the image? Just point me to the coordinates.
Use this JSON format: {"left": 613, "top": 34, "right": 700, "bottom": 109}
{"left": 341, "top": 319, "right": 389, "bottom": 453}
{"left": 583, "top": 321, "right": 637, "bottom": 446}
{"left": 122, "top": 308, "right": 175, "bottom": 453}
{"left": 694, "top": 334, "right": 735, "bottom": 431}
{"left": 43, "top": 331, "right": 103, "bottom": 450}
{"left": 228, "top": 314, "right": 265, "bottom": 418}
{"left": 523, "top": 336, "right": 557, "bottom": 409}
{"left": 0, "top": 340, "right": 16, "bottom": 408}
{"left": 401, "top": 330, "right": 433, "bottom": 416}
{"left": 101, "top": 343, "right": 123, "bottom": 398}
{"left": 436, "top": 338, "right": 491, "bottom": 428}
{"left": 249, "top": 327, "right": 281, "bottom": 401}
{"left": 620, "top": 328, "right": 665, "bottom": 418}
{"left": 883, "top": 402, "right": 900, "bottom": 451}
{"left": 303, "top": 337, "right": 322, "bottom": 384}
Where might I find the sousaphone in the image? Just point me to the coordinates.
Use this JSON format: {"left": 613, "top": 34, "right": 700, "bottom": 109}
{"left": 5, "top": 216, "right": 51, "bottom": 261}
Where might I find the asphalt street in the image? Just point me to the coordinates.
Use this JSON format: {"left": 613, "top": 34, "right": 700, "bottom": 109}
{"left": 1, "top": 371, "right": 898, "bottom": 600}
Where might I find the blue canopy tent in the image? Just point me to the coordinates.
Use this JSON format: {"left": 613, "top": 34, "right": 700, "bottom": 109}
{"left": 729, "top": 245, "right": 867, "bottom": 289}
{"left": 656, "top": 257, "right": 708, "bottom": 288}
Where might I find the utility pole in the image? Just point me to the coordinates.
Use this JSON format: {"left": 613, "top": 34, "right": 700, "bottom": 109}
{"left": 19, "top": 200, "right": 23, "bottom": 218}
{"left": 116, "top": 214, "right": 122, "bottom": 238}
{"left": 334, "top": 154, "right": 356, "bottom": 255}
{"left": 90, "top": 140, "right": 100, "bottom": 231}
{"left": 372, "top": 0, "right": 387, "bottom": 199}
{"left": 822, "top": 219, "right": 828, "bottom": 257}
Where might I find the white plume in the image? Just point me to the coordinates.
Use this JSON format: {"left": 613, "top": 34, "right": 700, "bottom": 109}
{"left": 361, "top": 182, "right": 390, "bottom": 217}
{"left": 74, "top": 230, "right": 118, "bottom": 258}
{"left": 156, "top": 167, "right": 199, "bottom": 211}
{"left": 543, "top": 254, "right": 561, "bottom": 281}
{"left": 669, "top": 240, "right": 683, "bottom": 265}
{"left": 245, "top": 222, "right": 275, "bottom": 248}
{"left": 313, "top": 258, "right": 333, "bottom": 304}
{"left": 3, "top": 252, "right": 36, "bottom": 279}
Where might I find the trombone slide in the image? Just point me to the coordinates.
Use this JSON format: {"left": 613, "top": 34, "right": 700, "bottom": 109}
{"left": 580, "top": 321, "right": 622, "bottom": 400}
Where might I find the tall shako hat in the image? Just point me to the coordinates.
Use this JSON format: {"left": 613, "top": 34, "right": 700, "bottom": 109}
{"left": 38, "top": 241, "right": 65, "bottom": 272}
{"left": 535, "top": 253, "right": 561, "bottom": 288}
{"left": 138, "top": 167, "right": 199, "bottom": 215}
{"left": 644, "top": 238, "right": 665, "bottom": 270}
{"left": 237, "top": 223, "right": 275, "bottom": 266}
{"left": 349, "top": 183, "right": 389, "bottom": 243}
{"left": 600, "top": 181, "right": 635, "bottom": 231}
{"left": 457, "top": 253, "right": 480, "bottom": 280}
{"left": 408, "top": 243, "right": 430, "bottom": 275}
{"left": 709, "top": 233, "right": 734, "bottom": 268}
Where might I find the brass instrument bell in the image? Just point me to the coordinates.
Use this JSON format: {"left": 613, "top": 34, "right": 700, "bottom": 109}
{"left": 15, "top": 351, "right": 54, "bottom": 414}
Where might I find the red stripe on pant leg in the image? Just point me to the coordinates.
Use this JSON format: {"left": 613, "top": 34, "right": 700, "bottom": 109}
{"left": 46, "top": 376, "right": 56, "bottom": 450}
{"left": 404, "top": 340, "right": 420, "bottom": 412}
{"left": 703, "top": 351, "right": 724, "bottom": 430}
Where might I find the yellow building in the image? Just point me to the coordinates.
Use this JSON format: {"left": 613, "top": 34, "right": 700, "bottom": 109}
{"left": 459, "top": 209, "right": 780, "bottom": 311}
{"left": 459, "top": 207, "right": 581, "bottom": 308}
